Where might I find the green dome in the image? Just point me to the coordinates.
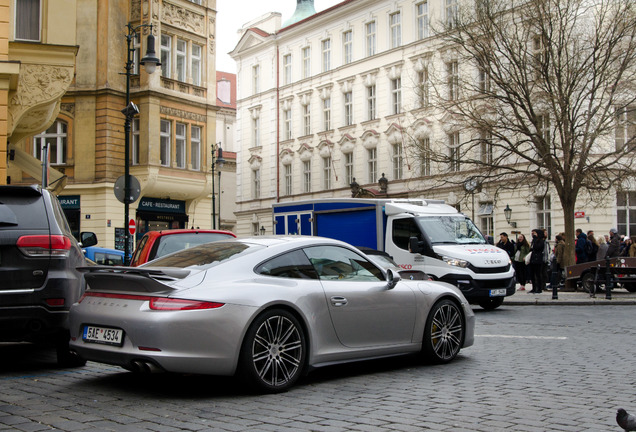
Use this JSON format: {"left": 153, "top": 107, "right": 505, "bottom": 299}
{"left": 283, "top": 0, "right": 317, "bottom": 26}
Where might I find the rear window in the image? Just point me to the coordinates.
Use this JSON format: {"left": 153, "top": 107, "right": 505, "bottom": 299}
{"left": 0, "top": 195, "right": 47, "bottom": 229}
{"left": 154, "top": 232, "right": 235, "bottom": 259}
{"left": 147, "top": 241, "right": 263, "bottom": 269}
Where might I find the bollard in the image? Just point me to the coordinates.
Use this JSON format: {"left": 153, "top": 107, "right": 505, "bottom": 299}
{"left": 552, "top": 278, "right": 558, "bottom": 299}
{"left": 606, "top": 256, "right": 612, "bottom": 300}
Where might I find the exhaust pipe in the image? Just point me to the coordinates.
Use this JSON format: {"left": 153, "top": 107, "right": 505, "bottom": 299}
{"left": 130, "top": 360, "right": 162, "bottom": 374}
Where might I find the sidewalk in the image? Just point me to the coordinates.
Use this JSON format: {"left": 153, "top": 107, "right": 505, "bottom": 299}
{"left": 504, "top": 286, "right": 636, "bottom": 305}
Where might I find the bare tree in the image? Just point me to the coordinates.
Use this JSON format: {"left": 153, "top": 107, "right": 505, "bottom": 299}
{"left": 414, "top": 0, "right": 636, "bottom": 265}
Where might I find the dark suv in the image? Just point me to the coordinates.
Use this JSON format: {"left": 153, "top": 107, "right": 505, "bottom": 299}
{"left": 0, "top": 185, "right": 96, "bottom": 366}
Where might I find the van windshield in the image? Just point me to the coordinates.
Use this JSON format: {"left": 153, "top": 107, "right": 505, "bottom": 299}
{"left": 416, "top": 216, "right": 486, "bottom": 245}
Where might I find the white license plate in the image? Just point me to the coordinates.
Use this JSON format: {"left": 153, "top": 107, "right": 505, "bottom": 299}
{"left": 489, "top": 288, "right": 507, "bottom": 297}
{"left": 83, "top": 325, "right": 124, "bottom": 346}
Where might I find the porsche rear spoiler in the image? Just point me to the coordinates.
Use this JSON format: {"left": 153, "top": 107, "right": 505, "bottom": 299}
{"left": 77, "top": 266, "right": 191, "bottom": 294}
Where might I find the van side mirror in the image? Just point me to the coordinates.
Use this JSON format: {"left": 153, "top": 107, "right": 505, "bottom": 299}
{"left": 79, "top": 231, "right": 98, "bottom": 248}
{"left": 387, "top": 268, "right": 401, "bottom": 290}
{"left": 409, "top": 237, "right": 421, "bottom": 254}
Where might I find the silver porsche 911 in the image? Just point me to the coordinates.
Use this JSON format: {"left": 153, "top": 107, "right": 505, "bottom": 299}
{"left": 69, "top": 236, "right": 474, "bottom": 393}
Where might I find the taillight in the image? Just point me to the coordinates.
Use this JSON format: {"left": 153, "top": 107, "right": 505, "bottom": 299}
{"left": 149, "top": 298, "right": 224, "bottom": 311}
{"left": 80, "top": 292, "right": 224, "bottom": 311}
{"left": 17, "top": 235, "right": 72, "bottom": 257}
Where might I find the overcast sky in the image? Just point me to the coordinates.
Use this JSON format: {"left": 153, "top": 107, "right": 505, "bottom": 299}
{"left": 216, "top": 0, "right": 342, "bottom": 73}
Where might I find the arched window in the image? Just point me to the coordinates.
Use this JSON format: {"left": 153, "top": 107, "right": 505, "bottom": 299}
{"left": 33, "top": 120, "right": 67, "bottom": 165}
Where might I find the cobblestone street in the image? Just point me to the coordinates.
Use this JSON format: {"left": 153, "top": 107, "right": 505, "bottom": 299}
{"left": 1, "top": 305, "right": 633, "bottom": 431}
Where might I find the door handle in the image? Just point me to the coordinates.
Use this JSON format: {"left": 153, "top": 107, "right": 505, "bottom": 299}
{"left": 330, "top": 296, "right": 348, "bottom": 307}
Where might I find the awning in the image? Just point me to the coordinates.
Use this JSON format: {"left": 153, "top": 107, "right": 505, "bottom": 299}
{"left": 8, "top": 143, "right": 67, "bottom": 194}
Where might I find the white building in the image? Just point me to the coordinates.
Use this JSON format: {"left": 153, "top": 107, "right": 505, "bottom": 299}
{"left": 230, "top": 0, "right": 631, "bottom": 242}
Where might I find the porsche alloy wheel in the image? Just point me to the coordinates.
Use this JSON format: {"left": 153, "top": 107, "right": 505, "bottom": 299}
{"left": 240, "top": 309, "right": 306, "bottom": 393}
{"left": 423, "top": 299, "right": 465, "bottom": 363}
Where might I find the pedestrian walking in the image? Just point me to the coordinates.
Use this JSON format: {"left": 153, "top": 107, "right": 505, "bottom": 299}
{"left": 607, "top": 228, "right": 621, "bottom": 258}
{"left": 575, "top": 228, "right": 589, "bottom": 263}
{"left": 597, "top": 235, "right": 609, "bottom": 260}
{"left": 551, "top": 234, "right": 566, "bottom": 289}
{"left": 529, "top": 228, "right": 547, "bottom": 293}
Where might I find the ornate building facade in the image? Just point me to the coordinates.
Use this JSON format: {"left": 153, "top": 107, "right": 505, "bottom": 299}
{"left": 230, "top": 0, "right": 628, "bottom": 241}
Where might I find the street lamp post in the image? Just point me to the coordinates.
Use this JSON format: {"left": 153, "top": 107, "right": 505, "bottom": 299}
{"left": 122, "top": 23, "right": 160, "bottom": 264}
{"left": 211, "top": 143, "right": 225, "bottom": 229}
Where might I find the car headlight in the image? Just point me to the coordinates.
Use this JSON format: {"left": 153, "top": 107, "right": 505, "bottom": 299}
{"left": 442, "top": 256, "right": 469, "bottom": 268}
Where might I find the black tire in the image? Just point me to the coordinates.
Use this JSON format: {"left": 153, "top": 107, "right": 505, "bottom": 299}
{"left": 55, "top": 331, "right": 87, "bottom": 368}
{"left": 477, "top": 297, "right": 504, "bottom": 310}
{"left": 422, "top": 299, "right": 465, "bottom": 364}
{"left": 238, "top": 309, "right": 306, "bottom": 393}
{"left": 581, "top": 272, "right": 597, "bottom": 294}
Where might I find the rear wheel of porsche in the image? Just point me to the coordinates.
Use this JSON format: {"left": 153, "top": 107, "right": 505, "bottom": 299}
{"left": 239, "top": 309, "right": 306, "bottom": 393}
{"left": 422, "top": 299, "right": 465, "bottom": 364}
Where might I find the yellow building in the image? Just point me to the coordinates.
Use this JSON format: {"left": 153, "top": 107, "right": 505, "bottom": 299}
{"left": 7, "top": 0, "right": 221, "bottom": 255}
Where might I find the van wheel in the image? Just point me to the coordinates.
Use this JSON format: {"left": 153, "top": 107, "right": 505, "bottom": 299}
{"left": 478, "top": 297, "right": 504, "bottom": 310}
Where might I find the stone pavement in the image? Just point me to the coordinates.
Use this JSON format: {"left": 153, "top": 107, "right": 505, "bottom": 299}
{"left": 504, "top": 285, "right": 636, "bottom": 305}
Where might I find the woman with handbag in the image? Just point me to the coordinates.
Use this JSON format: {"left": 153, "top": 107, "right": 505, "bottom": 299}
{"left": 514, "top": 234, "right": 531, "bottom": 291}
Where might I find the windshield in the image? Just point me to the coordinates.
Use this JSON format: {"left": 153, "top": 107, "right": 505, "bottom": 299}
{"left": 416, "top": 216, "right": 486, "bottom": 245}
{"left": 145, "top": 241, "right": 264, "bottom": 270}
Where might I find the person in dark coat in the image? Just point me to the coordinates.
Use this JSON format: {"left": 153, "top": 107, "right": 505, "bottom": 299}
{"left": 529, "top": 228, "right": 546, "bottom": 293}
{"left": 496, "top": 232, "right": 515, "bottom": 259}
{"left": 575, "top": 229, "right": 588, "bottom": 264}
{"left": 607, "top": 228, "right": 621, "bottom": 258}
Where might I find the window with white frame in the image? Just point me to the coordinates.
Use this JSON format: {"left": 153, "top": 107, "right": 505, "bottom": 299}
{"left": 366, "top": 21, "right": 376, "bottom": 57}
{"left": 284, "top": 108, "right": 292, "bottom": 140}
{"left": 449, "top": 132, "right": 460, "bottom": 172}
{"left": 132, "top": 118, "right": 140, "bottom": 165}
{"left": 417, "top": 2, "right": 429, "bottom": 40}
{"left": 191, "top": 44, "right": 202, "bottom": 86}
{"left": 302, "top": 46, "right": 311, "bottom": 78}
{"left": 175, "top": 123, "right": 186, "bottom": 169}
{"left": 389, "top": 11, "right": 401, "bottom": 48}
{"left": 285, "top": 164, "right": 293, "bottom": 196}
{"left": 478, "top": 202, "right": 494, "bottom": 238}
{"left": 367, "top": 85, "right": 376, "bottom": 120}
{"left": 322, "top": 39, "right": 331, "bottom": 72}
{"left": 536, "top": 196, "right": 552, "bottom": 238}
{"left": 480, "top": 131, "right": 493, "bottom": 164}
{"left": 323, "top": 97, "right": 331, "bottom": 131}
{"left": 447, "top": 61, "right": 459, "bottom": 100}
{"left": 176, "top": 39, "right": 187, "bottom": 82}
{"left": 479, "top": 67, "right": 490, "bottom": 94}
{"left": 323, "top": 156, "right": 332, "bottom": 189}
{"left": 283, "top": 54, "right": 292, "bottom": 85}
{"left": 132, "top": 34, "right": 140, "bottom": 75}
{"left": 160, "top": 119, "right": 171, "bottom": 167}
{"left": 420, "top": 137, "right": 431, "bottom": 176}
{"left": 418, "top": 68, "right": 429, "bottom": 108}
{"left": 252, "top": 64, "right": 260, "bottom": 94}
{"left": 344, "top": 152, "right": 354, "bottom": 185}
{"left": 303, "top": 161, "right": 312, "bottom": 193}
{"left": 343, "top": 30, "right": 353, "bottom": 64}
{"left": 615, "top": 106, "right": 636, "bottom": 150}
{"left": 252, "top": 222, "right": 260, "bottom": 236}
{"left": 368, "top": 148, "right": 377, "bottom": 183}
{"left": 391, "top": 78, "right": 401, "bottom": 115}
{"left": 191, "top": 126, "right": 201, "bottom": 170}
{"left": 303, "top": 103, "right": 311, "bottom": 136}
{"left": 617, "top": 191, "right": 636, "bottom": 236}
{"left": 161, "top": 34, "right": 172, "bottom": 79}
{"left": 533, "top": 35, "right": 547, "bottom": 79}
{"left": 537, "top": 114, "right": 550, "bottom": 142}
{"left": 252, "top": 168, "right": 260, "bottom": 199}
{"left": 392, "top": 143, "right": 403, "bottom": 180}
{"left": 253, "top": 117, "right": 260, "bottom": 147}
{"left": 15, "top": 0, "right": 40, "bottom": 41}
{"left": 344, "top": 91, "right": 353, "bottom": 126}
{"left": 33, "top": 120, "right": 67, "bottom": 165}
{"left": 446, "top": 0, "right": 458, "bottom": 29}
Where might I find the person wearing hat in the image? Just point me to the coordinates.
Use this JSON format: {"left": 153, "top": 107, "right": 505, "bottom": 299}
{"left": 607, "top": 228, "right": 621, "bottom": 258}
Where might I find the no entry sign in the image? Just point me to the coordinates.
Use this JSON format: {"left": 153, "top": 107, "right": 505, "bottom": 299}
{"left": 128, "top": 218, "right": 136, "bottom": 235}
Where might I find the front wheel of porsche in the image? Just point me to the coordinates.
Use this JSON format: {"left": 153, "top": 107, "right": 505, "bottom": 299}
{"left": 238, "top": 309, "right": 306, "bottom": 393}
{"left": 422, "top": 299, "right": 465, "bottom": 364}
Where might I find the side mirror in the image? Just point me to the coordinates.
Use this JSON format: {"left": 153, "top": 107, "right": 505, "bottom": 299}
{"left": 79, "top": 231, "right": 98, "bottom": 248}
{"left": 387, "top": 268, "right": 401, "bottom": 290}
{"left": 409, "top": 236, "right": 421, "bottom": 254}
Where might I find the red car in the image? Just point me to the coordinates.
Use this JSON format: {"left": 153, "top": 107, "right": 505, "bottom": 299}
{"left": 130, "top": 229, "right": 236, "bottom": 267}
